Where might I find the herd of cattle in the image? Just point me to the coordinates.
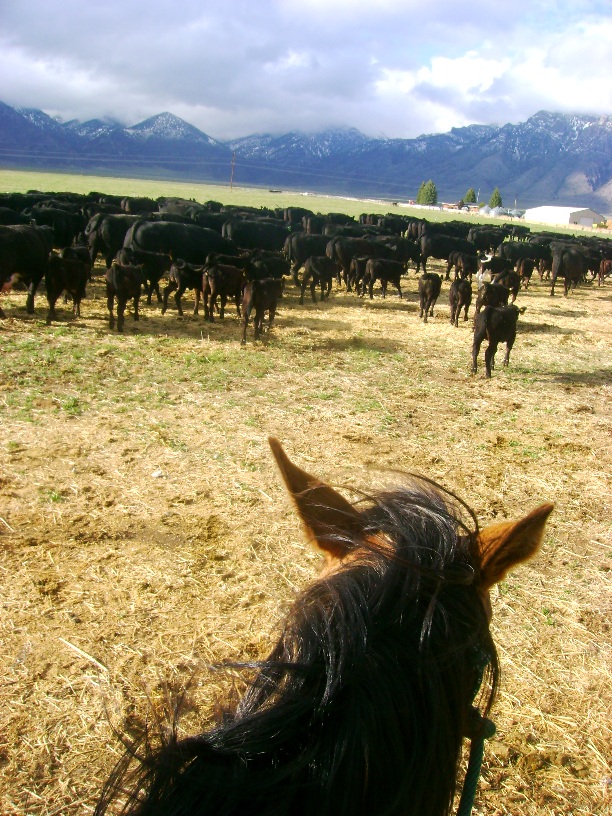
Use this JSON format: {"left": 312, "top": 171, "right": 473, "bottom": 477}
{"left": 1, "top": 190, "right": 611, "bottom": 373}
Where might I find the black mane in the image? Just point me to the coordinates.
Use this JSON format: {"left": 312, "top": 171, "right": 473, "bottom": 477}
{"left": 96, "top": 478, "right": 498, "bottom": 816}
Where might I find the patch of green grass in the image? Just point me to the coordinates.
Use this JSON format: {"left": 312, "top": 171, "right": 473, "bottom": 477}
{"left": 39, "top": 488, "right": 65, "bottom": 504}
{"left": 61, "top": 396, "right": 83, "bottom": 416}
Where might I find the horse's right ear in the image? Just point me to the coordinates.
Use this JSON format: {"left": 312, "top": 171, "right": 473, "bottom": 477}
{"left": 476, "top": 503, "right": 554, "bottom": 590}
{"left": 268, "top": 437, "right": 362, "bottom": 562}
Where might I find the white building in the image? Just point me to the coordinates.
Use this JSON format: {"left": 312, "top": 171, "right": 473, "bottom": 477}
{"left": 523, "top": 206, "right": 606, "bottom": 228}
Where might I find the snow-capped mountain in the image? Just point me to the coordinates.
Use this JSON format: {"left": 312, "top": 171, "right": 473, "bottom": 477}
{"left": 0, "top": 101, "right": 610, "bottom": 210}
{"left": 126, "top": 112, "right": 223, "bottom": 148}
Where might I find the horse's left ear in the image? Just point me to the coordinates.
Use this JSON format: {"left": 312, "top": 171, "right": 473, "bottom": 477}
{"left": 269, "top": 437, "right": 362, "bottom": 561}
{"left": 477, "top": 503, "right": 554, "bottom": 589}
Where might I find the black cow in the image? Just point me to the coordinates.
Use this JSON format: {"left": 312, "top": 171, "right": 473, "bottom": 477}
{"left": 418, "top": 273, "right": 442, "bottom": 322}
{"left": 467, "top": 227, "right": 507, "bottom": 254}
{"left": 246, "top": 250, "right": 290, "bottom": 283}
{"left": 474, "top": 282, "right": 510, "bottom": 316}
{"left": 121, "top": 196, "right": 158, "bottom": 214}
{"left": 0, "top": 224, "right": 53, "bottom": 316}
{"left": 449, "top": 278, "right": 472, "bottom": 326}
{"left": 472, "top": 304, "right": 525, "bottom": 377}
{"left": 124, "top": 220, "right": 238, "bottom": 265}
{"left": 161, "top": 260, "right": 207, "bottom": 316}
{"left": 86, "top": 214, "right": 141, "bottom": 268}
{"left": 284, "top": 233, "right": 331, "bottom": 282}
{"left": 347, "top": 255, "right": 369, "bottom": 293}
{"left": 45, "top": 252, "right": 89, "bottom": 322}
{"left": 222, "top": 219, "right": 289, "bottom": 252}
{"left": 598, "top": 259, "right": 612, "bottom": 286}
{"left": 550, "top": 247, "right": 588, "bottom": 296}
{"left": 446, "top": 251, "right": 478, "bottom": 281}
{"left": 0, "top": 207, "right": 31, "bottom": 225}
{"left": 419, "top": 235, "right": 477, "bottom": 275}
{"left": 241, "top": 278, "right": 283, "bottom": 344}
{"left": 491, "top": 270, "right": 521, "bottom": 303}
{"left": 25, "top": 206, "right": 85, "bottom": 248}
{"left": 105, "top": 262, "right": 144, "bottom": 332}
{"left": 326, "top": 237, "right": 395, "bottom": 289}
{"left": 497, "top": 241, "right": 550, "bottom": 267}
{"left": 362, "top": 258, "right": 404, "bottom": 299}
{"left": 202, "top": 263, "right": 245, "bottom": 322}
{"left": 478, "top": 255, "right": 514, "bottom": 278}
{"left": 517, "top": 257, "right": 536, "bottom": 288}
{"left": 299, "top": 256, "right": 336, "bottom": 304}
{"left": 114, "top": 246, "right": 171, "bottom": 304}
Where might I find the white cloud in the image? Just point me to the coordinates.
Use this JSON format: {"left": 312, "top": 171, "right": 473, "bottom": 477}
{"left": 0, "top": 1, "right": 609, "bottom": 139}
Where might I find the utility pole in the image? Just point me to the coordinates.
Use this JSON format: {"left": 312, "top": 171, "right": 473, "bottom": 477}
{"left": 230, "top": 151, "right": 236, "bottom": 191}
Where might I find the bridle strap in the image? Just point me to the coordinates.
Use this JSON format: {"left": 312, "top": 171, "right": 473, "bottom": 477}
{"left": 456, "top": 712, "right": 496, "bottom": 816}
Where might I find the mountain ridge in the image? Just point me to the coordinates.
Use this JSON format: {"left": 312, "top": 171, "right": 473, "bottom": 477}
{"left": 0, "top": 101, "right": 610, "bottom": 212}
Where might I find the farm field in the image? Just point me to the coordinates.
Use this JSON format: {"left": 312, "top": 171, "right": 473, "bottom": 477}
{"left": 0, "top": 177, "right": 611, "bottom": 815}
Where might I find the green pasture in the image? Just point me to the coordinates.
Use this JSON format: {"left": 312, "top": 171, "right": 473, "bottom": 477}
{"left": 0, "top": 168, "right": 601, "bottom": 238}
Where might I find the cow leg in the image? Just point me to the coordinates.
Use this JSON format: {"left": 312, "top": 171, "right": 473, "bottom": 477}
{"left": 117, "top": 298, "right": 126, "bottom": 332}
{"left": 219, "top": 293, "right": 227, "bottom": 320}
{"left": 485, "top": 341, "right": 499, "bottom": 378}
{"left": 241, "top": 303, "right": 252, "bottom": 345}
{"left": 471, "top": 334, "right": 483, "bottom": 374}
{"left": 174, "top": 286, "right": 185, "bottom": 316}
{"left": 268, "top": 303, "right": 277, "bottom": 331}
{"left": 133, "top": 295, "right": 140, "bottom": 322}
{"left": 310, "top": 279, "right": 317, "bottom": 303}
{"left": 503, "top": 335, "right": 515, "bottom": 367}
{"left": 299, "top": 272, "right": 310, "bottom": 305}
{"left": 253, "top": 306, "right": 264, "bottom": 341}
{"left": 161, "top": 280, "right": 177, "bottom": 314}
{"left": 106, "top": 289, "right": 115, "bottom": 330}
{"left": 26, "top": 276, "right": 43, "bottom": 314}
{"left": 395, "top": 281, "right": 402, "bottom": 299}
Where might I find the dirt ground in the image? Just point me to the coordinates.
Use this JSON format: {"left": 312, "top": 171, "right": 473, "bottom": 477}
{"left": 1, "top": 262, "right": 611, "bottom": 815}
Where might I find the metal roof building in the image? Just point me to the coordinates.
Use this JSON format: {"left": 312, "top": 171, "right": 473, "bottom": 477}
{"left": 523, "top": 206, "right": 606, "bottom": 228}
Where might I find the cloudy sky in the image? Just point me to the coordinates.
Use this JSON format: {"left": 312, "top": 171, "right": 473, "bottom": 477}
{"left": 1, "top": 0, "right": 611, "bottom": 141}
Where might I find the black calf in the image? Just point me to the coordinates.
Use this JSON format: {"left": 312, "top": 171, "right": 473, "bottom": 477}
{"left": 105, "top": 262, "right": 144, "bottom": 332}
{"left": 418, "top": 272, "right": 442, "bottom": 322}
{"left": 472, "top": 304, "right": 525, "bottom": 377}
{"left": 448, "top": 278, "right": 472, "bottom": 326}
{"left": 241, "top": 278, "right": 283, "bottom": 344}
{"left": 299, "top": 256, "right": 336, "bottom": 304}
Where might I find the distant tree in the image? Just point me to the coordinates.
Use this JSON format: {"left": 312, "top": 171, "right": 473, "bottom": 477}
{"left": 417, "top": 179, "right": 438, "bottom": 205}
{"left": 464, "top": 188, "right": 477, "bottom": 203}
{"left": 489, "top": 187, "right": 503, "bottom": 208}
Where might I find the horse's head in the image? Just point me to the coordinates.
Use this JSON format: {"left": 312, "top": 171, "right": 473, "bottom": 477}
{"left": 269, "top": 435, "right": 553, "bottom": 603}
{"left": 269, "top": 436, "right": 554, "bottom": 814}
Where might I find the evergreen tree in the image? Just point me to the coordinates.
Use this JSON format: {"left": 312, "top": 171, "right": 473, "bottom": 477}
{"left": 489, "top": 187, "right": 503, "bottom": 208}
{"left": 417, "top": 179, "right": 438, "bottom": 205}
{"left": 464, "top": 188, "right": 477, "bottom": 203}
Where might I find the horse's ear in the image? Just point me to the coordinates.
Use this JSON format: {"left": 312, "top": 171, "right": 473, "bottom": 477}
{"left": 269, "top": 437, "right": 361, "bottom": 561}
{"left": 477, "top": 503, "right": 554, "bottom": 589}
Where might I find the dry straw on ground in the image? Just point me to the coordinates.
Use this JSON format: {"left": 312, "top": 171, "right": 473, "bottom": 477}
{"left": 1, "top": 261, "right": 611, "bottom": 815}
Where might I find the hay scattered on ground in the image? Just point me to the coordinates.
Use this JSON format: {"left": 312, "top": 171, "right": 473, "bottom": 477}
{"left": 1, "top": 264, "right": 611, "bottom": 815}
